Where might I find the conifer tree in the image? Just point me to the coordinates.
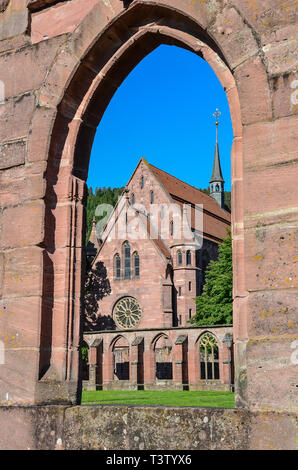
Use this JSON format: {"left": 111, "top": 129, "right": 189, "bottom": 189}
{"left": 190, "top": 230, "right": 233, "bottom": 326}
{"left": 85, "top": 186, "right": 124, "bottom": 243}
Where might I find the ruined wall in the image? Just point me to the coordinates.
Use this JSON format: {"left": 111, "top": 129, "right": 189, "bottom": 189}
{"left": 0, "top": 404, "right": 296, "bottom": 450}
{"left": 0, "top": 0, "right": 297, "bottom": 419}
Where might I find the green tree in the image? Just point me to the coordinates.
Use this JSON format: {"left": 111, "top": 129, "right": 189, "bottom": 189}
{"left": 85, "top": 186, "right": 124, "bottom": 243}
{"left": 198, "top": 187, "right": 231, "bottom": 212}
{"left": 190, "top": 230, "right": 233, "bottom": 326}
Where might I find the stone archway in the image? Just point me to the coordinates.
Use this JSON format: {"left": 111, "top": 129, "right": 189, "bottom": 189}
{"left": 111, "top": 336, "right": 130, "bottom": 382}
{"left": 0, "top": 0, "right": 296, "bottom": 417}
{"left": 37, "top": 1, "right": 245, "bottom": 407}
{"left": 153, "top": 333, "right": 173, "bottom": 383}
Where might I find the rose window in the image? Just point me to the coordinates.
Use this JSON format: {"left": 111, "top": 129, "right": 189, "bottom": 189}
{"left": 113, "top": 297, "right": 141, "bottom": 329}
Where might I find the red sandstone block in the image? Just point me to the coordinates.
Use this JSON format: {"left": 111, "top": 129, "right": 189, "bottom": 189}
{"left": 243, "top": 225, "right": 298, "bottom": 292}
{"left": 0, "top": 94, "right": 35, "bottom": 142}
{"left": 0, "top": 168, "right": 46, "bottom": 207}
{"left": 27, "top": 106, "right": 57, "bottom": 163}
{"left": 246, "top": 290, "right": 298, "bottom": 337}
{"left": 31, "top": 0, "right": 100, "bottom": 44}
{"left": 0, "top": 33, "right": 30, "bottom": 55}
{"left": 39, "top": 47, "right": 79, "bottom": 108}
{"left": 0, "top": 3, "right": 28, "bottom": 42}
{"left": 246, "top": 337, "right": 297, "bottom": 412}
{"left": 243, "top": 162, "right": 298, "bottom": 217}
{"left": 234, "top": 56, "right": 271, "bottom": 125}
{"left": 3, "top": 246, "right": 43, "bottom": 298}
{"left": 236, "top": 0, "right": 297, "bottom": 40}
{"left": 263, "top": 38, "right": 297, "bottom": 75}
{"left": 0, "top": 160, "right": 46, "bottom": 185}
{"left": 0, "top": 296, "right": 42, "bottom": 348}
{"left": 243, "top": 116, "right": 298, "bottom": 169}
{"left": 250, "top": 411, "right": 297, "bottom": 449}
{"left": 0, "top": 140, "right": 25, "bottom": 170}
{"left": 209, "top": 6, "right": 258, "bottom": 70}
{"left": 0, "top": 349, "right": 39, "bottom": 405}
{"left": 0, "top": 37, "right": 65, "bottom": 98}
{"left": 0, "top": 253, "right": 4, "bottom": 299}
{"left": 0, "top": 201, "right": 45, "bottom": 249}
{"left": 271, "top": 73, "right": 298, "bottom": 119}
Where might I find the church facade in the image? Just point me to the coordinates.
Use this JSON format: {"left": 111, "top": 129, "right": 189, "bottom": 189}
{"left": 83, "top": 134, "right": 233, "bottom": 391}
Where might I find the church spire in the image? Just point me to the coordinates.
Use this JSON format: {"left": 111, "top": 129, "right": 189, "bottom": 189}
{"left": 209, "top": 109, "right": 225, "bottom": 209}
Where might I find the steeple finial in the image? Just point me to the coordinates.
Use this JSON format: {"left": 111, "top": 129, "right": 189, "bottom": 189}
{"left": 213, "top": 108, "right": 221, "bottom": 125}
{"left": 209, "top": 109, "right": 225, "bottom": 209}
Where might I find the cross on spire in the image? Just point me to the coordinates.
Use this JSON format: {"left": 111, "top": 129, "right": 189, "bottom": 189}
{"left": 213, "top": 108, "right": 221, "bottom": 125}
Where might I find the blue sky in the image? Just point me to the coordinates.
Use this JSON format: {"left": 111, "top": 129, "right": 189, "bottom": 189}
{"left": 87, "top": 45, "right": 233, "bottom": 192}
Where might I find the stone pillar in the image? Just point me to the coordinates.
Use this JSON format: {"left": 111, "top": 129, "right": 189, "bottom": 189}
{"left": 130, "top": 336, "right": 144, "bottom": 390}
{"left": 174, "top": 360, "right": 183, "bottom": 388}
{"left": 88, "top": 364, "right": 97, "bottom": 391}
{"left": 220, "top": 342, "right": 230, "bottom": 387}
{"left": 86, "top": 338, "right": 102, "bottom": 391}
{"left": 35, "top": 176, "right": 86, "bottom": 404}
{"left": 102, "top": 349, "right": 114, "bottom": 389}
{"left": 174, "top": 335, "right": 187, "bottom": 389}
{"left": 130, "top": 347, "right": 138, "bottom": 388}
{"left": 144, "top": 347, "right": 155, "bottom": 387}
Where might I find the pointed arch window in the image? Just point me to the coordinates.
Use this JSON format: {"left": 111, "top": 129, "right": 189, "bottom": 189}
{"left": 199, "top": 333, "right": 219, "bottom": 380}
{"left": 114, "top": 254, "right": 121, "bottom": 280}
{"left": 170, "top": 220, "right": 174, "bottom": 237}
{"left": 150, "top": 190, "right": 154, "bottom": 204}
{"left": 186, "top": 250, "right": 191, "bottom": 265}
{"left": 123, "top": 241, "right": 131, "bottom": 279}
{"left": 134, "top": 252, "right": 140, "bottom": 278}
{"left": 177, "top": 250, "right": 183, "bottom": 266}
{"left": 131, "top": 193, "right": 135, "bottom": 206}
{"left": 140, "top": 176, "right": 144, "bottom": 189}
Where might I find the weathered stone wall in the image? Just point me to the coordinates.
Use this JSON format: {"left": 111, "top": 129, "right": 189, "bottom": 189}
{"left": 0, "top": 0, "right": 297, "bottom": 419}
{"left": 0, "top": 405, "right": 296, "bottom": 450}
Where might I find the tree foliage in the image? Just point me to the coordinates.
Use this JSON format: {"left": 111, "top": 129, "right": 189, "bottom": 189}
{"left": 190, "top": 230, "right": 233, "bottom": 326}
{"left": 198, "top": 187, "right": 231, "bottom": 212}
{"left": 86, "top": 186, "right": 124, "bottom": 243}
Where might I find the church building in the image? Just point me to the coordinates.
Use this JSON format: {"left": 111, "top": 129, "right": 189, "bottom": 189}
{"left": 83, "top": 120, "right": 233, "bottom": 392}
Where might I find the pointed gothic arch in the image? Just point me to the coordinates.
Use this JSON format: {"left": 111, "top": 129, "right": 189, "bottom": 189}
{"left": 27, "top": 0, "right": 271, "bottom": 408}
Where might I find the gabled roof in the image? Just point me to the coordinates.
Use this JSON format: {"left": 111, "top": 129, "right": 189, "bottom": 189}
{"left": 147, "top": 162, "right": 230, "bottom": 243}
{"left": 148, "top": 163, "right": 230, "bottom": 216}
{"left": 92, "top": 193, "right": 171, "bottom": 266}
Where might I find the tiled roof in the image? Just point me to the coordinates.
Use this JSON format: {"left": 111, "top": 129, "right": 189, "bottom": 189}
{"left": 148, "top": 163, "right": 231, "bottom": 242}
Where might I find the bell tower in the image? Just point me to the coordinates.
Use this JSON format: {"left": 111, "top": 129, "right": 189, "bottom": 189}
{"left": 209, "top": 109, "right": 225, "bottom": 209}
